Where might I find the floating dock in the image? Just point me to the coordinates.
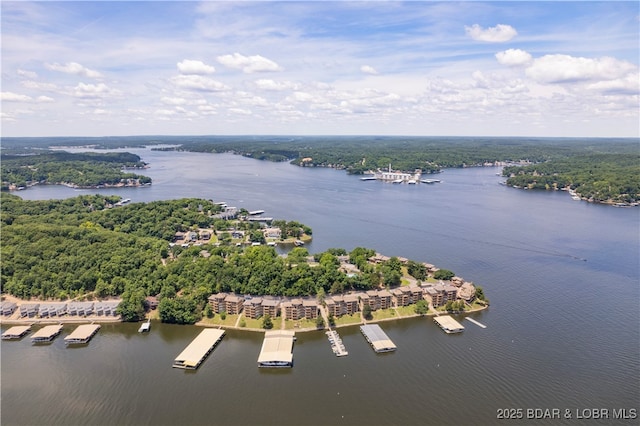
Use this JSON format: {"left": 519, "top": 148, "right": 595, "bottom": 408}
{"left": 1, "top": 325, "right": 31, "bottom": 340}
{"left": 257, "top": 330, "right": 295, "bottom": 367}
{"left": 434, "top": 316, "right": 465, "bottom": 334}
{"left": 31, "top": 325, "right": 64, "bottom": 343}
{"left": 173, "top": 329, "right": 225, "bottom": 369}
{"left": 465, "top": 317, "right": 487, "bottom": 328}
{"left": 326, "top": 330, "right": 348, "bottom": 357}
{"left": 64, "top": 324, "right": 101, "bottom": 344}
{"left": 360, "top": 324, "right": 396, "bottom": 353}
{"left": 138, "top": 319, "right": 151, "bottom": 333}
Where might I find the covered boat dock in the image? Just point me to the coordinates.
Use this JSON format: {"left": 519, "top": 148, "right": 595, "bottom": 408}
{"left": 360, "top": 324, "right": 396, "bottom": 353}
{"left": 434, "top": 315, "right": 465, "bottom": 334}
{"left": 1, "top": 325, "right": 31, "bottom": 340}
{"left": 64, "top": 324, "right": 101, "bottom": 344}
{"left": 31, "top": 325, "right": 64, "bottom": 343}
{"left": 173, "top": 329, "right": 225, "bottom": 369}
{"left": 257, "top": 330, "right": 295, "bottom": 367}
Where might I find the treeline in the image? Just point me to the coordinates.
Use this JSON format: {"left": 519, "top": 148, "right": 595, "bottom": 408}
{"left": 0, "top": 194, "right": 439, "bottom": 323}
{"left": 0, "top": 151, "right": 151, "bottom": 189}
{"left": 503, "top": 153, "right": 640, "bottom": 203}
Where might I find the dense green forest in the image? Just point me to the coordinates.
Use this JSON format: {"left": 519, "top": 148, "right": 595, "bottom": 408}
{"left": 0, "top": 151, "right": 151, "bottom": 190}
{"left": 503, "top": 153, "right": 640, "bottom": 204}
{"left": 1, "top": 194, "right": 425, "bottom": 323}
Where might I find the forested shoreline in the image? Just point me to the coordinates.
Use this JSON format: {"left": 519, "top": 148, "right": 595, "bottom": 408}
{"left": 1, "top": 194, "right": 468, "bottom": 324}
{"left": 1, "top": 136, "right": 638, "bottom": 204}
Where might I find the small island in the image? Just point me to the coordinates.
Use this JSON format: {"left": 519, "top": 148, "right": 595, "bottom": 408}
{"left": 0, "top": 194, "right": 487, "bottom": 332}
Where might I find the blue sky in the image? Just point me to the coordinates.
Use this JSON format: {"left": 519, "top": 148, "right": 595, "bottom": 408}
{"left": 1, "top": 1, "right": 638, "bottom": 137}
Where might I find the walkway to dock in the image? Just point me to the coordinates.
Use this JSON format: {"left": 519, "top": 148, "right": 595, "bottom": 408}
{"left": 465, "top": 317, "right": 487, "bottom": 328}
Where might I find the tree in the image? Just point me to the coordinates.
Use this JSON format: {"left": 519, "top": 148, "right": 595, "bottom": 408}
{"left": 203, "top": 304, "right": 213, "bottom": 318}
{"left": 262, "top": 314, "right": 273, "bottom": 329}
{"left": 444, "top": 300, "right": 454, "bottom": 312}
{"left": 315, "top": 315, "right": 325, "bottom": 329}
{"left": 362, "top": 304, "right": 373, "bottom": 320}
{"left": 414, "top": 300, "right": 428, "bottom": 315}
{"left": 117, "top": 286, "right": 146, "bottom": 322}
{"left": 328, "top": 314, "right": 336, "bottom": 327}
{"left": 434, "top": 269, "right": 455, "bottom": 281}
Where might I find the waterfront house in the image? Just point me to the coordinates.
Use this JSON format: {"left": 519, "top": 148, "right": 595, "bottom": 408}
{"left": 344, "top": 294, "right": 360, "bottom": 315}
{"left": 378, "top": 290, "right": 393, "bottom": 309}
{"left": 263, "top": 227, "right": 281, "bottom": 239}
{"left": 145, "top": 295, "right": 159, "bottom": 310}
{"left": 458, "top": 282, "right": 476, "bottom": 302}
{"left": 38, "top": 303, "right": 67, "bottom": 317}
{"left": 391, "top": 288, "right": 411, "bottom": 307}
{"left": 19, "top": 303, "right": 40, "bottom": 318}
{"left": 208, "top": 293, "right": 228, "bottom": 314}
{"left": 261, "top": 297, "right": 280, "bottom": 318}
{"left": 325, "top": 296, "right": 345, "bottom": 317}
{"left": 424, "top": 286, "right": 444, "bottom": 307}
{"left": 302, "top": 298, "right": 319, "bottom": 319}
{"left": 365, "top": 290, "right": 380, "bottom": 310}
{"left": 1, "top": 301, "right": 17, "bottom": 316}
{"left": 282, "top": 299, "right": 303, "bottom": 321}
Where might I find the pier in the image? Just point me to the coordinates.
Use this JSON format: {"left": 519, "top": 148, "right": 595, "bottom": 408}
{"left": 138, "top": 319, "right": 151, "bottom": 333}
{"left": 257, "top": 330, "right": 295, "bottom": 367}
{"left": 1, "top": 325, "right": 31, "bottom": 340}
{"left": 433, "top": 316, "right": 465, "bottom": 334}
{"left": 64, "top": 324, "right": 101, "bottom": 344}
{"left": 360, "top": 324, "right": 396, "bottom": 353}
{"left": 326, "top": 330, "right": 348, "bottom": 357}
{"left": 465, "top": 317, "right": 487, "bottom": 328}
{"left": 173, "top": 328, "right": 225, "bottom": 369}
{"left": 31, "top": 325, "right": 64, "bottom": 343}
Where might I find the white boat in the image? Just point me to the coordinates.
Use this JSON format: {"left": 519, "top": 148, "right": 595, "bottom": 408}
{"left": 138, "top": 319, "right": 151, "bottom": 333}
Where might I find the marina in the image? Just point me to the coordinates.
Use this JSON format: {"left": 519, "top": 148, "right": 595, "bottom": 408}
{"left": 325, "top": 330, "right": 348, "bottom": 357}
{"left": 257, "top": 330, "right": 296, "bottom": 367}
{"left": 1, "top": 325, "right": 31, "bottom": 340}
{"left": 173, "top": 328, "right": 225, "bottom": 369}
{"left": 433, "top": 315, "right": 465, "bottom": 334}
{"left": 31, "top": 324, "right": 64, "bottom": 343}
{"left": 64, "top": 324, "right": 101, "bottom": 344}
{"left": 360, "top": 324, "right": 396, "bottom": 353}
{"left": 138, "top": 319, "right": 151, "bottom": 332}
{"left": 465, "top": 317, "right": 487, "bottom": 328}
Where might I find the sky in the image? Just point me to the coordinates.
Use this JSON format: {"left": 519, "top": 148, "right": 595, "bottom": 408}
{"left": 1, "top": 1, "right": 639, "bottom": 138}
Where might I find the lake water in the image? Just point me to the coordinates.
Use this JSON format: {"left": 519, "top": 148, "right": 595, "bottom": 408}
{"left": 2, "top": 148, "right": 639, "bottom": 425}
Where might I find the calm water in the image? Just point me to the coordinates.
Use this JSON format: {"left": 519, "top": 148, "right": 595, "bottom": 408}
{"left": 2, "top": 149, "right": 639, "bottom": 426}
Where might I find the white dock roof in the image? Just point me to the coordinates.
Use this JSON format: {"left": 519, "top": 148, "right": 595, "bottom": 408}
{"left": 31, "top": 325, "right": 64, "bottom": 340}
{"left": 434, "top": 315, "right": 465, "bottom": 332}
{"left": 2, "top": 325, "right": 31, "bottom": 338}
{"left": 360, "top": 324, "right": 397, "bottom": 352}
{"left": 64, "top": 324, "right": 101, "bottom": 342}
{"left": 257, "top": 330, "right": 295, "bottom": 365}
{"left": 174, "top": 329, "right": 225, "bottom": 368}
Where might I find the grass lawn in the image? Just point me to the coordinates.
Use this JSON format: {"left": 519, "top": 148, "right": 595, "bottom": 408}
{"left": 371, "top": 308, "right": 397, "bottom": 320}
{"left": 284, "top": 318, "right": 319, "bottom": 330}
{"left": 334, "top": 313, "right": 362, "bottom": 326}
{"left": 394, "top": 305, "right": 420, "bottom": 317}
{"left": 200, "top": 313, "right": 239, "bottom": 327}
{"left": 240, "top": 316, "right": 283, "bottom": 330}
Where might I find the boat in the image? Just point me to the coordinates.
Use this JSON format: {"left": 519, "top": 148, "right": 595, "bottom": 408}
{"left": 138, "top": 319, "right": 151, "bottom": 333}
{"left": 294, "top": 240, "right": 304, "bottom": 246}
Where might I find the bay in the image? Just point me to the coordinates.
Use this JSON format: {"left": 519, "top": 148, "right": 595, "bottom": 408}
{"left": 2, "top": 148, "right": 639, "bottom": 425}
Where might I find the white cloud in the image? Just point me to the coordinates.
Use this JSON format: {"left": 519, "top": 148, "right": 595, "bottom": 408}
{"left": 495, "top": 49, "right": 532, "bottom": 67}
{"left": 45, "top": 62, "right": 103, "bottom": 78}
{"left": 161, "top": 96, "right": 188, "bottom": 105}
{"left": 254, "top": 79, "right": 299, "bottom": 91}
{"left": 217, "top": 53, "right": 281, "bottom": 73}
{"left": 72, "top": 82, "right": 119, "bottom": 98}
{"left": 36, "top": 96, "right": 55, "bottom": 103}
{"left": 170, "top": 75, "right": 229, "bottom": 92}
{"left": 177, "top": 59, "right": 215, "bottom": 75}
{"left": 525, "top": 54, "right": 637, "bottom": 84}
{"left": 21, "top": 80, "right": 58, "bottom": 92}
{"left": 228, "top": 107, "right": 252, "bottom": 115}
{"left": 17, "top": 69, "right": 38, "bottom": 79}
{"left": 587, "top": 72, "right": 640, "bottom": 95}
{"left": 361, "top": 65, "right": 378, "bottom": 75}
{"left": 1, "top": 92, "right": 33, "bottom": 102}
{"left": 465, "top": 24, "right": 517, "bottom": 42}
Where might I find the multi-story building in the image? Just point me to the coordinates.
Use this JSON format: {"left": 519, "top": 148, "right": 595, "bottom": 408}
{"left": 378, "top": 290, "right": 392, "bottom": 309}
{"left": 208, "top": 293, "right": 228, "bottom": 314}
{"left": 344, "top": 294, "right": 360, "bottom": 315}
{"left": 243, "top": 297, "right": 263, "bottom": 319}
{"left": 302, "top": 299, "right": 319, "bottom": 319}
{"left": 261, "top": 297, "right": 280, "bottom": 318}
{"left": 224, "top": 294, "right": 244, "bottom": 315}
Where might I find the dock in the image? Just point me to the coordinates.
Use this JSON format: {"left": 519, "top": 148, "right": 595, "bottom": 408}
{"left": 257, "top": 330, "right": 295, "bottom": 367}
{"left": 360, "top": 324, "right": 396, "bottom": 353}
{"left": 173, "top": 329, "right": 225, "bottom": 369}
{"left": 420, "top": 179, "right": 441, "bottom": 184}
{"left": 465, "top": 317, "right": 487, "bottom": 328}
{"left": 1, "top": 325, "right": 31, "bottom": 340}
{"left": 31, "top": 325, "right": 64, "bottom": 343}
{"left": 138, "top": 319, "right": 151, "bottom": 333}
{"left": 433, "top": 316, "right": 465, "bottom": 334}
{"left": 64, "top": 324, "right": 101, "bottom": 344}
{"left": 326, "top": 330, "right": 348, "bottom": 357}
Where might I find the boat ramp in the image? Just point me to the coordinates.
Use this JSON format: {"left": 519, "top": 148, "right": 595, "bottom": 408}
{"left": 465, "top": 317, "right": 487, "bottom": 329}
{"left": 360, "top": 324, "right": 396, "bottom": 353}
{"left": 64, "top": 324, "right": 101, "bottom": 344}
{"left": 257, "top": 330, "right": 295, "bottom": 367}
{"left": 326, "top": 330, "right": 348, "bottom": 357}
{"left": 1, "top": 325, "right": 31, "bottom": 340}
{"left": 433, "top": 316, "right": 465, "bottom": 334}
{"left": 31, "top": 325, "right": 64, "bottom": 343}
{"left": 173, "top": 328, "right": 225, "bottom": 369}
